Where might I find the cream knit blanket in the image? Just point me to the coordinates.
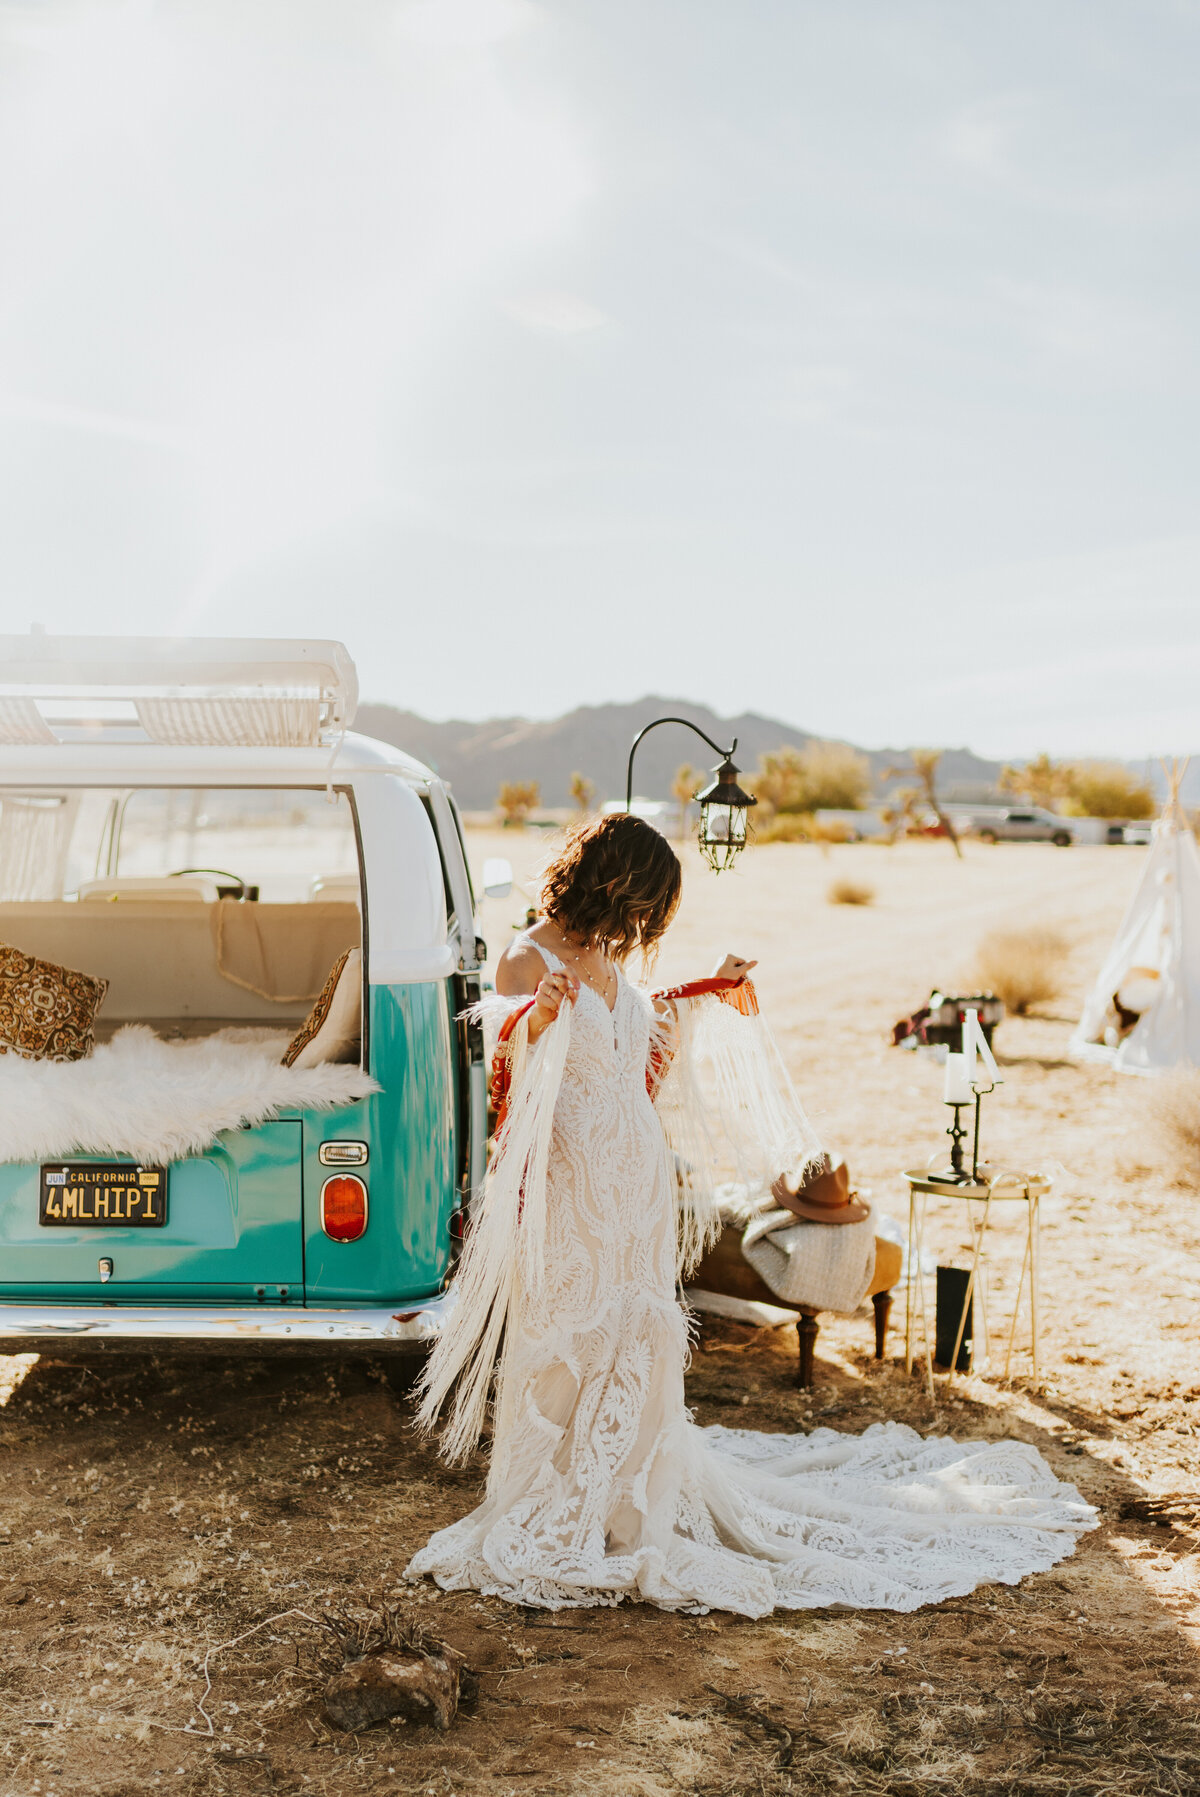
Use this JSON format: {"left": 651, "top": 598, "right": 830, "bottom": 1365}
{"left": 740, "top": 1205, "right": 876, "bottom": 1314}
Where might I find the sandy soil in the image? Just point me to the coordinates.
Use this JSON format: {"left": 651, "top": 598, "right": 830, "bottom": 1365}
{"left": 2, "top": 836, "right": 1199, "bottom": 1797}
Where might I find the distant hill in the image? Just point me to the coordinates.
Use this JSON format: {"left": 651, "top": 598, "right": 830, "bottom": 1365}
{"left": 354, "top": 696, "right": 1006, "bottom": 811}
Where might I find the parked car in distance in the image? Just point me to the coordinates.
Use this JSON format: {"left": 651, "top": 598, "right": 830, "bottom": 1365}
{"left": 973, "top": 808, "right": 1073, "bottom": 846}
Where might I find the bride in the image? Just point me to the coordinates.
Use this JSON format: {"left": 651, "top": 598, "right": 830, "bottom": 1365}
{"left": 406, "top": 813, "right": 1093, "bottom": 1616}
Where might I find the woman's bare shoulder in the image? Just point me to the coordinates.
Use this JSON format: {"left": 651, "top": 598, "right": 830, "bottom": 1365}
{"left": 495, "top": 938, "right": 548, "bottom": 996}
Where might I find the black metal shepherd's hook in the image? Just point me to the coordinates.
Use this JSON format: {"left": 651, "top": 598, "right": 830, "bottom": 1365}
{"left": 625, "top": 716, "right": 737, "bottom": 811}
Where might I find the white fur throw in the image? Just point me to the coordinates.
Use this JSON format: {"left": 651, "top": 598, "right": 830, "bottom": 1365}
{"left": 0, "top": 1026, "right": 380, "bottom": 1165}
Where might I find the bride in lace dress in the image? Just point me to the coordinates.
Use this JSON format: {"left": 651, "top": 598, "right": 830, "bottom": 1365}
{"left": 406, "top": 815, "right": 1094, "bottom": 1616}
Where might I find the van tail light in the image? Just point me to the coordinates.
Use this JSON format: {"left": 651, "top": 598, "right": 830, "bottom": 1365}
{"left": 321, "top": 1175, "right": 368, "bottom": 1243}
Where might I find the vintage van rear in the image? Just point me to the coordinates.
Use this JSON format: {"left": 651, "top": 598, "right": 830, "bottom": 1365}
{"left": 0, "top": 635, "right": 488, "bottom": 1360}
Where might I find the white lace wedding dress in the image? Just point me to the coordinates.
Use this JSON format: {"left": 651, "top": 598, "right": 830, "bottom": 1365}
{"left": 406, "top": 940, "right": 1094, "bottom": 1617}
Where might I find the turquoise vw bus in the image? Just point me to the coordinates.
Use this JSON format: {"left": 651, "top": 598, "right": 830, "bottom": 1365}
{"left": 0, "top": 635, "right": 498, "bottom": 1364}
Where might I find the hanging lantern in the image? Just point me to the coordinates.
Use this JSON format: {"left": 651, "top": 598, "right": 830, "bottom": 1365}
{"left": 694, "top": 755, "right": 757, "bottom": 872}
{"left": 625, "top": 717, "right": 758, "bottom": 875}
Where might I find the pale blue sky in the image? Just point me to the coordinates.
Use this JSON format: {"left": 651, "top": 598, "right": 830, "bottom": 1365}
{"left": 0, "top": 0, "right": 1197, "bottom": 758}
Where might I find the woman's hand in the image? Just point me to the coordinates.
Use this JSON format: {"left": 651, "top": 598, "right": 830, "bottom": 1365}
{"left": 712, "top": 953, "right": 758, "bottom": 982}
{"left": 528, "top": 970, "right": 579, "bottom": 1041}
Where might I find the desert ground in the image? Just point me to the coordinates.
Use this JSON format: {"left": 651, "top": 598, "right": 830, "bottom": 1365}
{"left": 2, "top": 834, "right": 1199, "bottom": 1797}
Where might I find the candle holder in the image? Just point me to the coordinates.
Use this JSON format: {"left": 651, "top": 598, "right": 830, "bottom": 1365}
{"left": 943, "top": 1102, "right": 972, "bottom": 1184}
{"left": 970, "top": 1075, "right": 995, "bottom": 1181}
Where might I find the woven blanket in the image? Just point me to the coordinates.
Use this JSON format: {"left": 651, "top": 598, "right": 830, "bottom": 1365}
{"left": 740, "top": 1205, "right": 876, "bottom": 1314}
{"left": 0, "top": 1025, "right": 379, "bottom": 1164}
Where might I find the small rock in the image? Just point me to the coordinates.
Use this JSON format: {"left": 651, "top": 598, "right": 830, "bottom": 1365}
{"left": 325, "top": 1644, "right": 465, "bottom": 1733}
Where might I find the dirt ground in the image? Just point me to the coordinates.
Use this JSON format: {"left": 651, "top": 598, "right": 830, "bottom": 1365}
{"left": 2, "top": 836, "right": 1199, "bottom": 1797}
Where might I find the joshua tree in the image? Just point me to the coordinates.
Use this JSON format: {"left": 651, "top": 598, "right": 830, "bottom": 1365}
{"left": 1000, "top": 752, "right": 1071, "bottom": 812}
{"left": 671, "top": 763, "right": 699, "bottom": 841}
{"left": 496, "top": 781, "right": 540, "bottom": 828}
{"left": 569, "top": 771, "right": 595, "bottom": 815}
{"left": 884, "top": 750, "right": 962, "bottom": 858}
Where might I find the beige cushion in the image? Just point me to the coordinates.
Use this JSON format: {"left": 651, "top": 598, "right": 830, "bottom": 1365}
{"left": 0, "top": 901, "right": 359, "bottom": 1022}
{"left": 0, "top": 944, "right": 108, "bottom": 1062}
{"left": 282, "top": 948, "right": 362, "bottom": 1069}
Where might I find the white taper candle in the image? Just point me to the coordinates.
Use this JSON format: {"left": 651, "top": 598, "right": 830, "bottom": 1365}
{"left": 943, "top": 1052, "right": 972, "bottom": 1104}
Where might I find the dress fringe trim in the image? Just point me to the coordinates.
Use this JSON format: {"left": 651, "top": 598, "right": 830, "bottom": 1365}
{"left": 415, "top": 1003, "right": 573, "bottom": 1462}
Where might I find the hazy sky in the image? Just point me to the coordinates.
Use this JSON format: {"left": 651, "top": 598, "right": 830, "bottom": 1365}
{"left": 0, "top": 0, "right": 1197, "bottom": 758}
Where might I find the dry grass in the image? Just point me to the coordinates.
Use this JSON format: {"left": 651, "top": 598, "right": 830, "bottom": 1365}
{"left": 828, "top": 876, "right": 875, "bottom": 906}
{"left": 973, "top": 923, "right": 1069, "bottom": 1013}
{"left": 1149, "top": 1068, "right": 1200, "bottom": 1183}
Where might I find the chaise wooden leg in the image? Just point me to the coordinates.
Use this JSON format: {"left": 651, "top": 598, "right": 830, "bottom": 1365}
{"left": 873, "top": 1290, "right": 893, "bottom": 1360}
{"left": 796, "top": 1311, "right": 819, "bottom": 1389}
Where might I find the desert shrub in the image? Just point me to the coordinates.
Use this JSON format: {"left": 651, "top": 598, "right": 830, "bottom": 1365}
{"left": 750, "top": 747, "right": 808, "bottom": 818}
{"left": 828, "top": 877, "right": 875, "bottom": 906}
{"left": 1063, "top": 762, "right": 1155, "bottom": 820}
{"left": 809, "top": 815, "right": 856, "bottom": 844}
{"left": 1149, "top": 1071, "right": 1200, "bottom": 1184}
{"left": 755, "top": 811, "right": 813, "bottom": 843}
{"left": 1002, "top": 754, "right": 1155, "bottom": 819}
{"left": 750, "top": 741, "right": 870, "bottom": 817}
{"left": 973, "top": 925, "right": 1068, "bottom": 1014}
{"left": 800, "top": 740, "right": 872, "bottom": 810}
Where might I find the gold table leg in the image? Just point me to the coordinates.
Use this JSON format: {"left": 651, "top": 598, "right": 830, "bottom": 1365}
{"left": 911, "top": 1190, "right": 934, "bottom": 1401}
{"left": 946, "top": 1194, "right": 991, "bottom": 1390}
{"left": 905, "top": 1188, "right": 916, "bottom": 1376}
{"left": 1004, "top": 1219, "right": 1032, "bottom": 1381}
{"left": 1029, "top": 1191, "right": 1041, "bottom": 1390}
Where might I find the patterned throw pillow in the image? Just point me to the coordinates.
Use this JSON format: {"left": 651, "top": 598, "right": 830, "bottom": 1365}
{"left": 0, "top": 946, "right": 109, "bottom": 1063}
{"left": 282, "top": 948, "right": 362, "bottom": 1069}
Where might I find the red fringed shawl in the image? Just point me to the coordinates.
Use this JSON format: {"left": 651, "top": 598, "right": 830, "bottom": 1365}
{"left": 490, "top": 977, "right": 758, "bottom": 1133}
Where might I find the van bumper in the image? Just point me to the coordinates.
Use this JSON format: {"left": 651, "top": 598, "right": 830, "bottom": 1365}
{"left": 0, "top": 1297, "right": 451, "bottom": 1354}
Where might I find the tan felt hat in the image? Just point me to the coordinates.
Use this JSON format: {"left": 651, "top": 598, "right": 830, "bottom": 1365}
{"left": 770, "top": 1155, "right": 870, "bottom": 1226}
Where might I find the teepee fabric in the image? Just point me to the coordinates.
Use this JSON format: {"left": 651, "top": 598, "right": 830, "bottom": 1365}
{"left": 1071, "top": 807, "right": 1200, "bottom": 1073}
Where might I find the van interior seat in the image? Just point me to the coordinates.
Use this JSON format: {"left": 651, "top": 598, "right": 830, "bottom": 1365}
{"left": 78, "top": 875, "right": 221, "bottom": 902}
{"left": 0, "top": 899, "right": 360, "bottom": 1028}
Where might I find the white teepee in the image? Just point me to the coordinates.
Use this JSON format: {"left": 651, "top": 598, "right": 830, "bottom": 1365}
{"left": 1071, "top": 761, "right": 1200, "bottom": 1074}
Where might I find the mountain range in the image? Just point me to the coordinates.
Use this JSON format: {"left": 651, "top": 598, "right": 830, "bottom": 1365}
{"left": 354, "top": 697, "right": 1007, "bottom": 812}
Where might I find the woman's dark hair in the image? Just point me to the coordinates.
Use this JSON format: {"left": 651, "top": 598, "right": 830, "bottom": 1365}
{"left": 541, "top": 813, "right": 682, "bottom": 963}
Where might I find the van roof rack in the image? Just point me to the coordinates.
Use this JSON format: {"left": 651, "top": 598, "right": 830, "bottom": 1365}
{"left": 0, "top": 634, "right": 358, "bottom": 748}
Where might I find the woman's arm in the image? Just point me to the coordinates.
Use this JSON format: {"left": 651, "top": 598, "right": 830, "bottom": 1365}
{"left": 495, "top": 941, "right": 579, "bottom": 1043}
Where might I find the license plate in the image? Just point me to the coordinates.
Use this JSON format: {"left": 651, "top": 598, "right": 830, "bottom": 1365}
{"left": 39, "top": 1163, "right": 169, "bottom": 1228}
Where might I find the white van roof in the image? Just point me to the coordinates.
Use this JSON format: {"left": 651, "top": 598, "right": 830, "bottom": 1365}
{"left": 0, "top": 633, "right": 357, "bottom": 750}
{"left": 0, "top": 731, "right": 435, "bottom": 788}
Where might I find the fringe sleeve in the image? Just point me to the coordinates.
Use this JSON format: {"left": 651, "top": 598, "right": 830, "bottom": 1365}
{"left": 415, "top": 1000, "right": 572, "bottom": 1463}
{"left": 650, "top": 979, "right": 825, "bottom": 1279}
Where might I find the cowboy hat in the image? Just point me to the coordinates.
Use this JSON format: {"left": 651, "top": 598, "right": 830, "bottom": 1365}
{"left": 770, "top": 1155, "right": 870, "bottom": 1226}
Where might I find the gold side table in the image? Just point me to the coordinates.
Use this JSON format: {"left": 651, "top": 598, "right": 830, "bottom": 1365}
{"left": 902, "top": 1169, "right": 1050, "bottom": 1400}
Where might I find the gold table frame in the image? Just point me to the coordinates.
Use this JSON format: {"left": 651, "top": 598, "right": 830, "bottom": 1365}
{"left": 902, "top": 1170, "right": 1050, "bottom": 1399}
